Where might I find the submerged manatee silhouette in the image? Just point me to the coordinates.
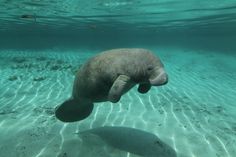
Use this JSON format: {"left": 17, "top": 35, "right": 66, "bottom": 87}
{"left": 55, "top": 48, "right": 168, "bottom": 122}
{"left": 78, "top": 126, "right": 177, "bottom": 157}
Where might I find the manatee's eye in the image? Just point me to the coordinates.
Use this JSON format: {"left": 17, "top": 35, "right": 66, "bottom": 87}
{"left": 147, "top": 66, "right": 154, "bottom": 71}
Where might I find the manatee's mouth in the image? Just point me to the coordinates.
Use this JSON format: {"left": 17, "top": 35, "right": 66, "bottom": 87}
{"left": 149, "top": 69, "right": 168, "bottom": 86}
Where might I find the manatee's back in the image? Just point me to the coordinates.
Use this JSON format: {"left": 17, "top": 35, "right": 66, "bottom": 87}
{"left": 97, "top": 48, "right": 160, "bottom": 83}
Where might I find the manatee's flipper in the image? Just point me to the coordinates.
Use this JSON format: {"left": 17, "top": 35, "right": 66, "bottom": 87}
{"left": 138, "top": 83, "right": 151, "bottom": 94}
{"left": 108, "top": 75, "right": 134, "bottom": 103}
{"left": 55, "top": 98, "right": 94, "bottom": 122}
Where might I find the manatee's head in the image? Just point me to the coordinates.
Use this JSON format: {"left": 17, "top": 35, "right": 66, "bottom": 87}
{"left": 131, "top": 50, "right": 168, "bottom": 86}
{"left": 147, "top": 63, "right": 168, "bottom": 86}
{"left": 146, "top": 52, "right": 168, "bottom": 86}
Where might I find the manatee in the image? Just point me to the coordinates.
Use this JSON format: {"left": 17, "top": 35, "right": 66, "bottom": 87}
{"left": 55, "top": 48, "right": 168, "bottom": 122}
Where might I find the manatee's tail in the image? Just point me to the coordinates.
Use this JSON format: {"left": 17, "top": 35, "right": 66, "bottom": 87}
{"left": 55, "top": 98, "right": 94, "bottom": 122}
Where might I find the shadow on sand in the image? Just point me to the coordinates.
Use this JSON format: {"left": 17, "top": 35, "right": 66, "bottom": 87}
{"left": 78, "top": 126, "right": 177, "bottom": 157}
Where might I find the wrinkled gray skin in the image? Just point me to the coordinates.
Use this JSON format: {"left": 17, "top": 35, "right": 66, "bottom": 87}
{"left": 55, "top": 48, "right": 168, "bottom": 122}
{"left": 73, "top": 48, "right": 168, "bottom": 103}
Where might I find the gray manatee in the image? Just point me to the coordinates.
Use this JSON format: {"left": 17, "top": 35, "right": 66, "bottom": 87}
{"left": 55, "top": 48, "right": 168, "bottom": 122}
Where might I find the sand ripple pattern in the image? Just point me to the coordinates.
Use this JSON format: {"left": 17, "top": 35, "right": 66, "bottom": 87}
{"left": 0, "top": 49, "right": 236, "bottom": 157}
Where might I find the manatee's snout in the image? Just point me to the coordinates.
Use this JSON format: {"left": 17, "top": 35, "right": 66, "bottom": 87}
{"left": 149, "top": 68, "right": 168, "bottom": 86}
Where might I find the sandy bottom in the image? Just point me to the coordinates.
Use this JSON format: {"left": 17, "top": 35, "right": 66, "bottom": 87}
{"left": 0, "top": 47, "right": 235, "bottom": 157}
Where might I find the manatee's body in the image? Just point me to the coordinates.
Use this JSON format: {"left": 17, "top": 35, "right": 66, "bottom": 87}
{"left": 55, "top": 48, "right": 168, "bottom": 122}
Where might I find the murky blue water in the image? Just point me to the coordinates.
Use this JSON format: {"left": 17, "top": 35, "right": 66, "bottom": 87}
{"left": 0, "top": 1, "right": 236, "bottom": 157}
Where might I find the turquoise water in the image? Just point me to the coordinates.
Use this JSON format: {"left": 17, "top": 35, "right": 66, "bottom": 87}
{"left": 0, "top": 1, "right": 236, "bottom": 157}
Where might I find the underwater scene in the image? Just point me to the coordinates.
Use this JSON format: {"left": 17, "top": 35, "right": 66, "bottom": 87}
{"left": 0, "top": 0, "right": 236, "bottom": 157}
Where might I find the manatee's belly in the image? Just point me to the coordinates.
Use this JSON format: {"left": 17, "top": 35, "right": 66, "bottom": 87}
{"left": 86, "top": 83, "right": 111, "bottom": 102}
{"left": 73, "top": 70, "right": 113, "bottom": 102}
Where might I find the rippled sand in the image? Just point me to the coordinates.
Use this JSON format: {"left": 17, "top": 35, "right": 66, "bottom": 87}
{"left": 0, "top": 48, "right": 235, "bottom": 157}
